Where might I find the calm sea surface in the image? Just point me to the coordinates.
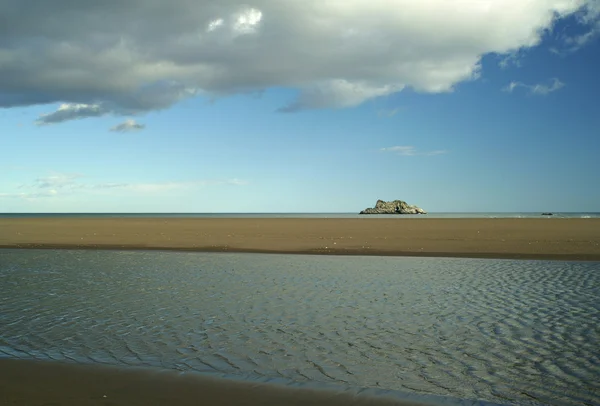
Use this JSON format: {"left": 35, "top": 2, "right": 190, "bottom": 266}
{"left": 0, "top": 249, "right": 598, "bottom": 405}
{"left": 0, "top": 212, "right": 599, "bottom": 218}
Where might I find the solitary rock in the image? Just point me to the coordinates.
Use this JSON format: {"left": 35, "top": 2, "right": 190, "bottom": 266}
{"left": 360, "top": 199, "right": 427, "bottom": 215}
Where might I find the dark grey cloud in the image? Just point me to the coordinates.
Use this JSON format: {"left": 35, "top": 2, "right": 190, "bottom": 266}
{"left": 0, "top": 0, "right": 598, "bottom": 123}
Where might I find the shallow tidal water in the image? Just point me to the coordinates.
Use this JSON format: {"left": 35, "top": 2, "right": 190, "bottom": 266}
{"left": 0, "top": 249, "right": 598, "bottom": 405}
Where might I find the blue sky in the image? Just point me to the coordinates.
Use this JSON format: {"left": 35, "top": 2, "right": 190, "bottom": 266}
{"left": 1, "top": 1, "right": 599, "bottom": 213}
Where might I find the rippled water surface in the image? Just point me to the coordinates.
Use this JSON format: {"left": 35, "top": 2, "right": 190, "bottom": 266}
{"left": 1, "top": 249, "right": 598, "bottom": 405}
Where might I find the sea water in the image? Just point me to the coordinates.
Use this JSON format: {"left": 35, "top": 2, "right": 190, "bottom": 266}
{"left": 0, "top": 249, "right": 598, "bottom": 405}
{"left": 0, "top": 212, "right": 599, "bottom": 219}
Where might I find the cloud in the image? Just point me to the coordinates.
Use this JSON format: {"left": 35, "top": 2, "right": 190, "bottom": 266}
{"left": 0, "top": 190, "right": 58, "bottom": 199}
{"left": 497, "top": 49, "right": 528, "bottom": 69}
{"left": 27, "top": 174, "right": 82, "bottom": 189}
{"left": 562, "top": 2, "right": 600, "bottom": 51}
{"left": 227, "top": 178, "right": 249, "bottom": 186}
{"left": 382, "top": 146, "right": 418, "bottom": 156}
{"left": 35, "top": 104, "right": 109, "bottom": 125}
{"left": 279, "top": 81, "right": 404, "bottom": 112}
{"left": 0, "top": 1, "right": 596, "bottom": 122}
{"left": 92, "top": 183, "right": 130, "bottom": 190}
{"left": 110, "top": 119, "right": 146, "bottom": 132}
{"left": 426, "top": 150, "right": 449, "bottom": 156}
{"left": 381, "top": 146, "right": 447, "bottom": 156}
{"left": 4, "top": 173, "right": 249, "bottom": 199}
{"left": 503, "top": 78, "right": 565, "bottom": 95}
{"left": 94, "top": 179, "right": 248, "bottom": 193}
{"left": 97, "top": 181, "right": 199, "bottom": 193}
{"left": 377, "top": 107, "right": 402, "bottom": 118}
{"left": 0, "top": 165, "right": 29, "bottom": 171}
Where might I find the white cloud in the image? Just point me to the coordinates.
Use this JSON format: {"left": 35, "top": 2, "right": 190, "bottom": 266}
{"left": 98, "top": 179, "right": 248, "bottom": 193}
{"left": 35, "top": 104, "right": 108, "bottom": 125}
{"left": 377, "top": 107, "right": 402, "bottom": 117}
{"left": 207, "top": 18, "right": 225, "bottom": 32}
{"left": 109, "top": 182, "right": 200, "bottom": 193}
{"left": 4, "top": 173, "right": 249, "bottom": 199}
{"left": 426, "top": 150, "right": 449, "bottom": 156}
{"left": 503, "top": 78, "right": 565, "bottom": 95}
{"left": 233, "top": 7, "right": 263, "bottom": 35}
{"left": 382, "top": 146, "right": 418, "bottom": 156}
{"left": 0, "top": 1, "right": 596, "bottom": 122}
{"left": 92, "top": 183, "right": 130, "bottom": 190}
{"left": 0, "top": 190, "right": 58, "bottom": 199}
{"left": 381, "top": 146, "right": 447, "bottom": 156}
{"left": 0, "top": 165, "right": 30, "bottom": 172}
{"left": 110, "top": 119, "right": 145, "bottom": 132}
{"left": 563, "top": 2, "right": 600, "bottom": 51}
{"left": 498, "top": 49, "right": 528, "bottom": 69}
{"left": 28, "top": 174, "right": 82, "bottom": 189}
{"left": 280, "top": 80, "right": 404, "bottom": 112}
{"left": 226, "top": 178, "right": 249, "bottom": 186}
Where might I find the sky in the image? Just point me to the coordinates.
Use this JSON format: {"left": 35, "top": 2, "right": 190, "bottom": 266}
{"left": 1, "top": 0, "right": 599, "bottom": 213}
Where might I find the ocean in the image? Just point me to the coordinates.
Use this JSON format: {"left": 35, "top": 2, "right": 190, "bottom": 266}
{"left": 1, "top": 249, "right": 598, "bottom": 405}
{"left": 0, "top": 212, "right": 599, "bottom": 218}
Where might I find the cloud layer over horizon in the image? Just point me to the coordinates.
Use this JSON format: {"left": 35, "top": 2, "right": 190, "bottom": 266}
{"left": 1, "top": 173, "right": 248, "bottom": 200}
{"left": 1, "top": 0, "right": 599, "bottom": 123}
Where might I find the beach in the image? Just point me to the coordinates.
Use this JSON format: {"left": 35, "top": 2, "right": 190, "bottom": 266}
{"left": 2, "top": 220, "right": 600, "bottom": 405}
{"left": 1, "top": 217, "right": 599, "bottom": 260}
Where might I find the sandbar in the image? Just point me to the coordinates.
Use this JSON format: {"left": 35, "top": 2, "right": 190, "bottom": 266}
{"left": 1, "top": 217, "right": 599, "bottom": 260}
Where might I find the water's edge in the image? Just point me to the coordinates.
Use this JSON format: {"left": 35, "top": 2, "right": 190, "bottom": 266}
{"left": 2, "top": 244, "right": 600, "bottom": 262}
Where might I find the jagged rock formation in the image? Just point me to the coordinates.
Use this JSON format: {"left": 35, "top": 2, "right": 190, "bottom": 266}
{"left": 360, "top": 199, "right": 427, "bottom": 215}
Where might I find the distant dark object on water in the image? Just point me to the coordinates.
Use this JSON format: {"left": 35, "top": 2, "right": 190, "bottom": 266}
{"left": 542, "top": 213, "right": 553, "bottom": 216}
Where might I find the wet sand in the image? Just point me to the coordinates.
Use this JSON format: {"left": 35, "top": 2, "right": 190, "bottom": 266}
{"left": 0, "top": 359, "right": 431, "bottom": 406}
{"left": 0, "top": 218, "right": 599, "bottom": 260}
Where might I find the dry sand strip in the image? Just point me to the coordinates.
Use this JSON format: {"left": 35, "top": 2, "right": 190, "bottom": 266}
{"left": 0, "top": 359, "right": 449, "bottom": 406}
{"left": 0, "top": 218, "right": 599, "bottom": 261}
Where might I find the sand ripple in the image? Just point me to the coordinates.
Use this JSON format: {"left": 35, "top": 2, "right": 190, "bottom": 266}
{"left": 0, "top": 249, "right": 598, "bottom": 405}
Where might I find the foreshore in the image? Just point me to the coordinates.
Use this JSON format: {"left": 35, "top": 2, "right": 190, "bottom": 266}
{"left": 0, "top": 359, "right": 432, "bottom": 406}
{"left": 1, "top": 218, "right": 599, "bottom": 260}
